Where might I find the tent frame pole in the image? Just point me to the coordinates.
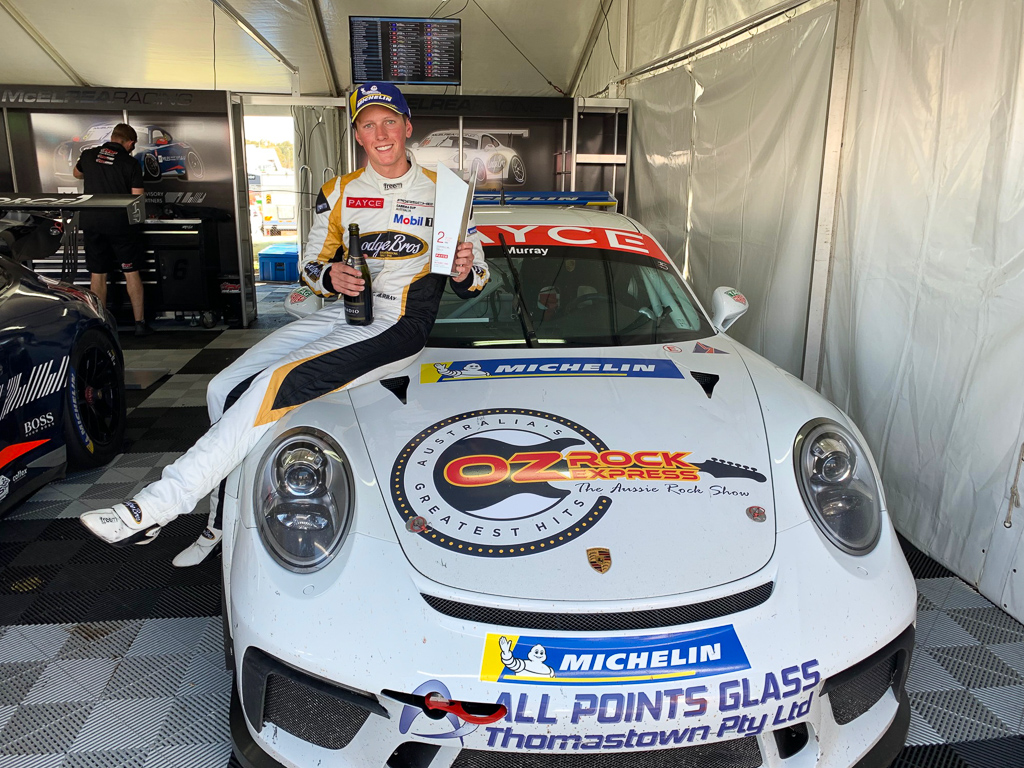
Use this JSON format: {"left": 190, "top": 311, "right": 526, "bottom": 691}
{"left": 0, "top": 0, "right": 88, "bottom": 87}
{"left": 801, "top": 0, "right": 859, "bottom": 388}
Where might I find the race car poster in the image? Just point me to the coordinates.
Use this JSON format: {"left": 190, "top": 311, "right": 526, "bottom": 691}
{"left": 121, "top": 112, "right": 233, "bottom": 212}
{"left": 356, "top": 117, "right": 563, "bottom": 191}
{"left": 5, "top": 111, "right": 124, "bottom": 194}
{"left": 6, "top": 110, "right": 233, "bottom": 212}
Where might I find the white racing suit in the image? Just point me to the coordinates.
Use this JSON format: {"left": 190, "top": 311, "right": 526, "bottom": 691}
{"left": 134, "top": 156, "right": 488, "bottom": 525}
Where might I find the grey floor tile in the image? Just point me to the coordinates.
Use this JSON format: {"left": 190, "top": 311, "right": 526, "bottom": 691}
{"left": 0, "top": 700, "right": 95, "bottom": 754}
{"left": 943, "top": 580, "right": 997, "bottom": 610}
{"left": 154, "top": 691, "right": 230, "bottom": 745}
{"left": 141, "top": 742, "right": 231, "bottom": 768}
{"left": 930, "top": 645, "right": 1024, "bottom": 689}
{"left": 0, "top": 662, "right": 50, "bottom": 706}
{"left": 0, "top": 707, "right": 15, "bottom": 735}
{"left": 175, "top": 653, "right": 231, "bottom": 698}
{"left": 70, "top": 697, "right": 175, "bottom": 751}
{"left": 51, "top": 659, "right": 119, "bottom": 700}
{"left": 126, "top": 618, "right": 210, "bottom": 657}
{"left": 23, "top": 661, "right": 95, "bottom": 704}
{"left": 910, "top": 689, "right": 1014, "bottom": 742}
{"left": 949, "top": 607, "right": 1024, "bottom": 646}
{"left": 905, "top": 703, "right": 945, "bottom": 746}
{"left": 101, "top": 655, "right": 190, "bottom": 701}
{"left": 916, "top": 578, "right": 958, "bottom": 612}
{"left": 991, "top": 642, "right": 1024, "bottom": 679}
{"left": 971, "top": 685, "right": 1024, "bottom": 734}
{"left": 0, "top": 626, "right": 72, "bottom": 663}
{"left": 61, "top": 748, "right": 149, "bottom": 768}
{"left": 906, "top": 649, "right": 963, "bottom": 694}
{"left": 925, "top": 612, "right": 985, "bottom": 649}
{"left": 0, "top": 756, "right": 64, "bottom": 768}
{"left": 59, "top": 622, "right": 145, "bottom": 661}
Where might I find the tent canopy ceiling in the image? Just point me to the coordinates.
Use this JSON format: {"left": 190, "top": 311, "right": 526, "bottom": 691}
{"left": 0, "top": 0, "right": 602, "bottom": 98}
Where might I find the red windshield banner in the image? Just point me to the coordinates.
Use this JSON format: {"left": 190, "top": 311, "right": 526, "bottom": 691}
{"left": 475, "top": 225, "right": 669, "bottom": 263}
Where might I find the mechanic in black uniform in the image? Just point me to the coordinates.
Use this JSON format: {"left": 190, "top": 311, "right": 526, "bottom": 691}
{"left": 73, "top": 123, "right": 152, "bottom": 336}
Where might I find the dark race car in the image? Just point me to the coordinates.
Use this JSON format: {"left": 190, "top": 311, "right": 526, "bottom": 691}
{"left": 0, "top": 248, "right": 126, "bottom": 516}
{"left": 135, "top": 125, "right": 205, "bottom": 181}
{"left": 53, "top": 123, "right": 205, "bottom": 182}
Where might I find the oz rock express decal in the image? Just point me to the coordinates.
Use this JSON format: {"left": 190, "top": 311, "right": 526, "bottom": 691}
{"left": 391, "top": 409, "right": 767, "bottom": 557}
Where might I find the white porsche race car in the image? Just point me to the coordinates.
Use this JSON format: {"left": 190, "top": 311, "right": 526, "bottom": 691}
{"left": 225, "top": 204, "right": 916, "bottom": 768}
{"left": 410, "top": 130, "right": 527, "bottom": 186}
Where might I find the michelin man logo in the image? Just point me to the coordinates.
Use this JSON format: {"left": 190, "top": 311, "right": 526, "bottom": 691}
{"left": 0, "top": 475, "right": 8, "bottom": 502}
{"left": 499, "top": 636, "right": 554, "bottom": 677}
{"left": 434, "top": 362, "right": 490, "bottom": 379}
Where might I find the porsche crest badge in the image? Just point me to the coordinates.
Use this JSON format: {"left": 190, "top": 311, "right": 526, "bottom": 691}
{"left": 587, "top": 547, "right": 612, "bottom": 574}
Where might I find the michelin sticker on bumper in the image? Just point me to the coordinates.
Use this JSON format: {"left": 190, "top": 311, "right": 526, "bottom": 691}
{"left": 422, "top": 357, "right": 683, "bottom": 384}
{"left": 481, "top": 626, "right": 749, "bottom": 686}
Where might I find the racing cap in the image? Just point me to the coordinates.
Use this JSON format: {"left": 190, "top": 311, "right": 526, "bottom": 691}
{"left": 349, "top": 83, "right": 412, "bottom": 123}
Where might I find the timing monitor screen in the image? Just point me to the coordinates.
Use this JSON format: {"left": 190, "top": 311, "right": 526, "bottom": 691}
{"left": 349, "top": 16, "right": 462, "bottom": 86}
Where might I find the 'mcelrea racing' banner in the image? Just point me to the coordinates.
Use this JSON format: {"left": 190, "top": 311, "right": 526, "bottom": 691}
{"left": 422, "top": 357, "right": 684, "bottom": 384}
{"left": 480, "top": 626, "right": 749, "bottom": 686}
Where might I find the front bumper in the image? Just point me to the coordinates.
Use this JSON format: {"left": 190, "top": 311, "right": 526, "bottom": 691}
{"left": 226, "top": 512, "right": 916, "bottom": 768}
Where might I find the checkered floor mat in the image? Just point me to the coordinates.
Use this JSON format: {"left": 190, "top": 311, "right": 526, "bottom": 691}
{"left": 1, "top": 284, "right": 1023, "bottom": 766}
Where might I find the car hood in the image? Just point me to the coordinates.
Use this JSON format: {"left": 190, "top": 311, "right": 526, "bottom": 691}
{"left": 347, "top": 340, "right": 777, "bottom": 601}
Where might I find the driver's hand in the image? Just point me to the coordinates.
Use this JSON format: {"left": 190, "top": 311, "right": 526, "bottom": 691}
{"left": 328, "top": 263, "right": 365, "bottom": 297}
{"left": 452, "top": 241, "right": 475, "bottom": 281}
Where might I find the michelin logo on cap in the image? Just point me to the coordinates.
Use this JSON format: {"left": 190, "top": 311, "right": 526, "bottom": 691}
{"left": 350, "top": 82, "right": 411, "bottom": 121}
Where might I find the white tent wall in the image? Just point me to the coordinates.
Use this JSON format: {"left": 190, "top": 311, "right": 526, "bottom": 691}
{"left": 629, "top": 0, "right": 791, "bottom": 70}
{"left": 820, "top": 0, "right": 1024, "bottom": 620}
{"left": 292, "top": 105, "right": 345, "bottom": 251}
{"left": 575, "top": 1, "right": 626, "bottom": 98}
{"left": 621, "top": 4, "right": 835, "bottom": 376}
{"left": 626, "top": 67, "right": 694, "bottom": 265}
{"left": 687, "top": 4, "right": 835, "bottom": 375}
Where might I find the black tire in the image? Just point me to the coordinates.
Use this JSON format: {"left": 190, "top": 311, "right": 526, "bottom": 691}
{"left": 471, "top": 158, "right": 487, "bottom": 184}
{"left": 186, "top": 150, "right": 205, "bottom": 180}
{"left": 509, "top": 155, "right": 526, "bottom": 184}
{"left": 63, "top": 328, "right": 126, "bottom": 469}
{"left": 143, "top": 153, "right": 161, "bottom": 180}
{"left": 201, "top": 311, "right": 217, "bottom": 328}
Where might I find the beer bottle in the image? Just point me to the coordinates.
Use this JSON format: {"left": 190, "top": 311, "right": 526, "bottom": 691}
{"left": 344, "top": 222, "right": 373, "bottom": 325}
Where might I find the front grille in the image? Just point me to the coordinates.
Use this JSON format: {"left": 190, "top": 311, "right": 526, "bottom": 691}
{"left": 828, "top": 652, "right": 898, "bottom": 725}
{"left": 263, "top": 672, "right": 370, "bottom": 750}
{"left": 452, "top": 737, "right": 762, "bottom": 768}
{"left": 422, "top": 582, "right": 773, "bottom": 632}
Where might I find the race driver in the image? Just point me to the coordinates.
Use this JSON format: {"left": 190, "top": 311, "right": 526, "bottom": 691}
{"left": 80, "top": 82, "right": 490, "bottom": 552}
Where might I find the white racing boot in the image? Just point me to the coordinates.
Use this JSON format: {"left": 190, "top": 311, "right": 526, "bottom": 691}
{"left": 172, "top": 526, "right": 222, "bottom": 567}
{"left": 80, "top": 501, "right": 163, "bottom": 547}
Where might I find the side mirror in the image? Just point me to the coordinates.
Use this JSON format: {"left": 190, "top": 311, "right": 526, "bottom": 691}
{"left": 711, "top": 286, "right": 748, "bottom": 332}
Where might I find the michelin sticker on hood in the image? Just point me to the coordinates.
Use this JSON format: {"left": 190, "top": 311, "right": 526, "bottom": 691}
{"left": 480, "top": 626, "right": 749, "bottom": 685}
{"left": 390, "top": 409, "right": 767, "bottom": 558}
{"left": 421, "top": 357, "right": 684, "bottom": 384}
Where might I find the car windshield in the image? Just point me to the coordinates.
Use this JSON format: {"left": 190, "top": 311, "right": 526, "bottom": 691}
{"left": 82, "top": 125, "right": 113, "bottom": 141}
{"left": 429, "top": 243, "right": 711, "bottom": 348}
{"left": 424, "top": 135, "right": 457, "bottom": 148}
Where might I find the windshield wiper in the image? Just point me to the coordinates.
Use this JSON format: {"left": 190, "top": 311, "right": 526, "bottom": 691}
{"left": 498, "top": 232, "right": 538, "bottom": 348}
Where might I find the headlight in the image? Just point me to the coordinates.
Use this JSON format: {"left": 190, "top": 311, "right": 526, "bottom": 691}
{"left": 487, "top": 155, "right": 507, "bottom": 172}
{"left": 793, "top": 418, "right": 882, "bottom": 555}
{"left": 254, "top": 428, "right": 353, "bottom": 572}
